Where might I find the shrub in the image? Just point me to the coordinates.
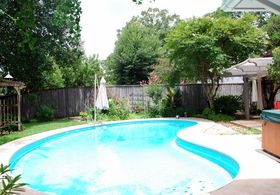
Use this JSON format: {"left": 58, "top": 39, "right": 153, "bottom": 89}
{"left": 94, "top": 98, "right": 129, "bottom": 121}
{"left": 201, "top": 107, "right": 215, "bottom": 117}
{"left": 201, "top": 107, "right": 234, "bottom": 122}
{"left": 214, "top": 95, "right": 241, "bottom": 115}
{"left": 184, "top": 108, "right": 198, "bottom": 117}
{"left": 160, "top": 87, "right": 182, "bottom": 117}
{"left": 145, "top": 83, "right": 163, "bottom": 105}
{"left": 0, "top": 163, "right": 27, "bottom": 194}
{"left": 207, "top": 113, "right": 234, "bottom": 122}
{"left": 147, "top": 105, "right": 161, "bottom": 118}
{"left": 108, "top": 99, "right": 129, "bottom": 120}
{"left": 79, "top": 112, "right": 88, "bottom": 121}
{"left": 37, "top": 105, "right": 55, "bottom": 121}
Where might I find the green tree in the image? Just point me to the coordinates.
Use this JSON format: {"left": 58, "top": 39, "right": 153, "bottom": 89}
{"left": 42, "top": 57, "right": 65, "bottom": 89}
{"left": 265, "top": 47, "right": 280, "bottom": 108}
{"left": 262, "top": 15, "right": 280, "bottom": 108}
{"left": 105, "top": 22, "right": 160, "bottom": 84}
{"left": 166, "top": 13, "right": 266, "bottom": 108}
{"left": 131, "top": 8, "right": 180, "bottom": 45}
{"left": 263, "top": 15, "right": 280, "bottom": 55}
{"left": 76, "top": 55, "right": 101, "bottom": 87}
{"left": 0, "top": 0, "right": 82, "bottom": 90}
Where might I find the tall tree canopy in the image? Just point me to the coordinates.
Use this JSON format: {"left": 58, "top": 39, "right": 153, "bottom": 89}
{"left": 0, "top": 0, "right": 82, "bottom": 90}
{"left": 105, "top": 22, "right": 160, "bottom": 84}
{"left": 166, "top": 13, "right": 266, "bottom": 108}
{"left": 131, "top": 8, "right": 180, "bottom": 45}
{"left": 106, "top": 8, "right": 179, "bottom": 85}
{"left": 262, "top": 15, "right": 280, "bottom": 108}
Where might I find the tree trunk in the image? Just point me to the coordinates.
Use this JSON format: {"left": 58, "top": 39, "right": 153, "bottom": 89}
{"left": 262, "top": 78, "right": 280, "bottom": 109}
{"left": 201, "top": 79, "right": 220, "bottom": 109}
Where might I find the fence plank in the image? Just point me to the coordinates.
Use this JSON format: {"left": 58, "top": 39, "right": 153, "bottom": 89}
{"left": 1, "top": 84, "right": 245, "bottom": 120}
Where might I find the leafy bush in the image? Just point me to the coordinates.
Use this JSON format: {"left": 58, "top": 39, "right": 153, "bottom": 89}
{"left": 184, "top": 108, "right": 198, "bottom": 117}
{"left": 145, "top": 83, "right": 163, "bottom": 105}
{"left": 201, "top": 107, "right": 215, "bottom": 117}
{"left": 0, "top": 163, "right": 27, "bottom": 194}
{"left": 160, "top": 87, "right": 182, "bottom": 117}
{"left": 108, "top": 99, "right": 129, "bottom": 120}
{"left": 79, "top": 112, "right": 88, "bottom": 121}
{"left": 147, "top": 105, "right": 161, "bottom": 118}
{"left": 214, "top": 95, "right": 241, "bottom": 115}
{"left": 207, "top": 113, "right": 234, "bottom": 122}
{"left": 201, "top": 107, "right": 234, "bottom": 122}
{"left": 94, "top": 98, "right": 129, "bottom": 121}
{"left": 37, "top": 105, "right": 55, "bottom": 121}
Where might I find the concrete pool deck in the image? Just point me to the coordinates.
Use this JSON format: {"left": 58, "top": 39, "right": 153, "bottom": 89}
{"left": 0, "top": 118, "right": 280, "bottom": 195}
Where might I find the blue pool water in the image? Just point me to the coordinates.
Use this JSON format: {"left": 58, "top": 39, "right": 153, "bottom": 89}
{"left": 10, "top": 120, "right": 239, "bottom": 195}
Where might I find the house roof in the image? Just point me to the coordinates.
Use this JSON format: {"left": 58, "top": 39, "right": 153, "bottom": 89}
{"left": 221, "top": 0, "right": 280, "bottom": 15}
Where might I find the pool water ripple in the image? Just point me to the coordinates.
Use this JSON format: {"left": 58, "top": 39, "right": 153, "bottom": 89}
{"left": 10, "top": 120, "right": 239, "bottom": 195}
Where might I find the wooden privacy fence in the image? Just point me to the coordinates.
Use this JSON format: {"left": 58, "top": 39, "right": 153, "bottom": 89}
{"left": 107, "top": 84, "right": 244, "bottom": 111}
{"left": 1, "top": 84, "right": 245, "bottom": 120}
{"left": 21, "top": 87, "right": 95, "bottom": 119}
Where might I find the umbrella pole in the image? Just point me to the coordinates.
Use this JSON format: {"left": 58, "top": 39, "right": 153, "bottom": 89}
{"left": 94, "top": 74, "right": 97, "bottom": 123}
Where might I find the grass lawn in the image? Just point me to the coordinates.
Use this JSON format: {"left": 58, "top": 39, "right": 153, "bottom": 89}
{"left": 238, "top": 128, "right": 262, "bottom": 135}
{"left": 0, "top": 118, "right": 86, "bottom": 145}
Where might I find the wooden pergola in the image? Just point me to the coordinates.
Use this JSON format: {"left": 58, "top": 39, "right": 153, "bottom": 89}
{"left": 223, "top": 57, "right": 273, "bottom": 119}
{"left": 0, "top": 79, "right": 26, "bottom": 131}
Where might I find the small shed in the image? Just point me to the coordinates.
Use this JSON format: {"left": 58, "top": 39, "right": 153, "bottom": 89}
{"left": 223, "top": 57, "right": 273, "bottom": 119}
{"left": 0, "top": 79, "right": 26, "bottom": 131}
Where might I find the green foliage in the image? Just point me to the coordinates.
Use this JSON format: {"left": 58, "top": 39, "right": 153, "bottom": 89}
{"left": 0, "top": 163, "right": 27, "bottom": 195}
{"left": 265, "top": 47, "right": 280, "bottom": 108}
{"left": 263, "top": 15, "right": 280, "bottom": 49}
{"left": 166, "top": 11, "right": 266, "bottom": 108}
{"left": 239, "top": 128, "right": 261, "bottom": 135}
{"left": 131, "top": 8, "right": 180, "bottom": 45}
{"left": 145, "top": 83, "right": 163, "bottom": 105}
{"left": 160, "top": 87, "right": 183, "bottom": 117}
{"left": 79, "top": 112, "right": 88, "bottom": 121}
{"left": 75, "top": 55, "right": 101, "bottom": 87}
{"left": 0, "top": 0, "right": 82, "bottom": 90}
{"left": 95, "top": 99, "right": 129, "bottom": 121}
{"left": 105, "top": 22, "right": 160, "bottom": 84}
{"left": 201, "top": 107, "right": 215, "bottom": 117}
{"left": 214, "top": 95, "right": 241, "bottom": 115}
{"left": 145, "top": 82, "right": 163, "bottom": 117}
{"left": 201, "top": 107, "right": 234, "bottom": 122}
{"left": 147, "top": 105, "right": 161, "bottom": 118}
{"left": 42, "top": 57, "right": 65, "bottom": 89}
{"left": 0, "top": 119, "right": 85, "bottom": 145}
{"left": 150, "top": 58, "right": 178, "bottom": 84}
{"left": 37, "top": 105, "right": 55, "bottom": 122}
{"left": 268, "top": 47, "right": 280, "bottom": 85}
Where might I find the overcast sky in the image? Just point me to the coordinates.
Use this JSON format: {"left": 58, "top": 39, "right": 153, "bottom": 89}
{"left": 80, "top": 0, "right": 222, "bottom": 60}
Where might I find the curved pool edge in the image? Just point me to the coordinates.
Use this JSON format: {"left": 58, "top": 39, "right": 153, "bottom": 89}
{"left": 0, "top": 118, "right": 192, "bottom": 166}
{"left": 176, "top": 124, "right": 240, "bottom": 179}
{"left": 8, "top": 118, "right": 198, "bottom": 169}
{"left": 0, "top": 118, "right": 241, "bottom": 195}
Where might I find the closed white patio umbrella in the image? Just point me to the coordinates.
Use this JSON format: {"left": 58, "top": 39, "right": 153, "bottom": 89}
{"left": 95, "top": 77, "right": 109, "bottom": 110}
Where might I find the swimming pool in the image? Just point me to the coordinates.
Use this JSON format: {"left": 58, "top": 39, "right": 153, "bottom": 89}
{"left": 10, "top": 119, "right": 239, "bottom": 195}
